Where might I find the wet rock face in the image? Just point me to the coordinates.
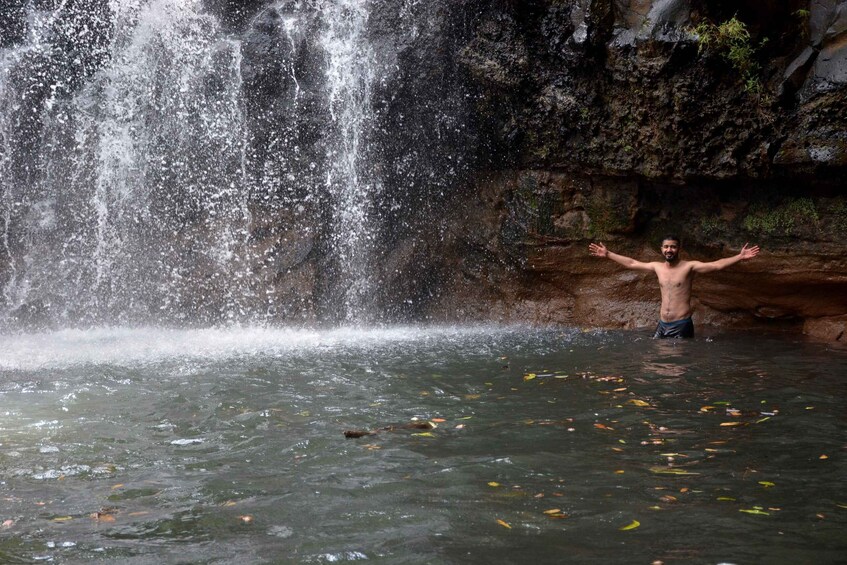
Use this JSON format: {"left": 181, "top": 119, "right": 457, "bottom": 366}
{"left": 425, "top": 0, "right": 845, "bottom": 341}
{"left": 432, "top": 170, "right": 847, "bottom": 342}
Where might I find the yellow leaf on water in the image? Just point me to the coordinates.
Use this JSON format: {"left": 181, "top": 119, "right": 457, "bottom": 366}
{"left": 488, "top": 482, "right": 501, "bottom": 487}
{"left": 619, "top": 519, "right": 640, "bottom": 531}
{"left": 110, "top": 484, "right": 124, "bottom": 490}
{"left": 496, "top": 519, "right": 512, "bottom": 529}
{"left": 523, "top": 373, "right": 537, "bottom": 381}
{"left": 739, "top": 509, "right": 769, "bottom": 516}
{"left": 819, "top": 454, "right": 829, "bottom": 460}
{"left": 464, "top": 394, "right": 481, "bottom": 400}
{"left": 412, "top": 432, "right": 435, "bottom": 438}
{"left": 758, "top": 481, "right": 775, "bottom": 488}
{"left": 699, "top": 406, "right": 715, "bottom": 412}
{"left": 223, "top": 501, "right": 237, "bottom": 507}
{"left": 717, "top": 497, "right": 736, "bottom": 501}
{"left": 52, "top": 516, "right": 73, "bottom": 522}
{"left": 627, "top": 399, "right": 650, "bottom": 407}
{"left": 720, "top": 422, "right": 742, "bottom": 427}
{"left": 543, "top": 508, "right": 563, "bottom": 515}
{"left": 615, "top": 470, "right": 625, "bottom": 474}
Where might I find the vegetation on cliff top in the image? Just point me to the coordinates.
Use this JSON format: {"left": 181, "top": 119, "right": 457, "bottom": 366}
{"left": 694, "top": 17, "right": 766, "bottom": 93}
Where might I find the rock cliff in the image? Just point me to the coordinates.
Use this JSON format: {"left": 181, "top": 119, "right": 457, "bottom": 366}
{"left": 428, "top": 0, "right": 847, "bottom": 341}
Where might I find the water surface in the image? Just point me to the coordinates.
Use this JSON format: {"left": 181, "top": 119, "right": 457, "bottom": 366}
{"left": 1, "top": 326, "right": 845, "bottom": 563}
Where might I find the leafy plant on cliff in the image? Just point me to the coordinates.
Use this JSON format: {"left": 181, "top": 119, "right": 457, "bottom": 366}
{"left": 694, "top": 17, "right": 766, "bottom": 93}
{"left": 742, "top": 198, "right": 819, "bottom": 236}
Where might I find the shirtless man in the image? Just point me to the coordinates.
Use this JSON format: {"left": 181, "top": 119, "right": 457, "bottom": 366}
{"left": 588, "top": 236, "right": 760, "bottom": 338}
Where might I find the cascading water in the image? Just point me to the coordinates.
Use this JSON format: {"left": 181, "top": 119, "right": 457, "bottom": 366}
{"left": 319, "top": 0, "right": 380, "bottom": 324}
{"left": 0, "top": 0, "right": 404, "bottom": 329}
{"left": 0, "top": 0, "right": 476, "bottom": 331}
{"left": 1, "top": 0, "right": 256, "bottom": 327}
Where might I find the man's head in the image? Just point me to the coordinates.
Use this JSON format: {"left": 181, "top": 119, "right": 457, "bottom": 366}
{"left": 660, "top": 235, "right": 681, "bottom": 263}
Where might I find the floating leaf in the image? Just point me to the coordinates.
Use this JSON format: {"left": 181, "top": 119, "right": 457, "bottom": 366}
{"left": 455, "top": 424, "right": 465, "bottom": 430}
{"left": 649, "top": 467, "right": 700, "bottom": 476}
{"left": 756, "top": 417, "right": 771, "bottom": 424}
{"left": 699, "top": 406, "right": 715, "bottom": 412}
{"left": 52, "top": 516, "right": 73, "bottom": 522}
{"left": 594, "top": 423, "right": 614, "bottom": 431}
{"left": 835, "top": 504, "right": 847, "bottom": 510}
{"left": 758, "top": 481, "right": 775, "bottom": 488}
{"left": 819, "top": 454, "right": 829, "bottom": 460}
{"left": 488, "top": 482, "right": 501, "bottom": 487}
{"left": 619, "top": 519, "right": 640, "bottom": 531}
{"left": 614, "top": 470, "right": 625, "bottom": 474}
{"left": 523, "top": 373, "right": 537, "bottom": 381}
{"left": 717, "top": 497, "right": 736, "bottom": 501}
{"left": 739, "top": 509, "right": 769, "bottom": 516}
{"left": 412, "top": 432, "right": 435, "bottom": 438}
{"left": 464, "top": 394, "right": 481, "bottom": 400}
{"left": 111, "top": 484, "right": 124, "bottom": 490}
{"left": 720, "top": 422, "right": 742, "bottom": 427}
{"left": 496, "top": 519, "right": 512, "bottom": 529}
{"left": 627, "top": 399, "right": 650, "bottom": 407}
{"left": 238, "top": 515, "right": 253, "bottom": 524}
{"left": 431, "top": 418, "right": 446, "bottom": 423}
{"left": 223, "top": 501, "right": 238, "bottom": 507}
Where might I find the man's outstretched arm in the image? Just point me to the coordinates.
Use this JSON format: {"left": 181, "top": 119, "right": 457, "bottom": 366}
{"left": 589, "top": 242, "right": 655, "bottom": 272}
{"left": 690, "top": 243, "right": 760, "bottom": 273}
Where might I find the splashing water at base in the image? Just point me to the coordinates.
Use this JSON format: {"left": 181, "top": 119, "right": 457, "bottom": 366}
{"left": 0, "top": 326, "right": 845, "bottom": 563}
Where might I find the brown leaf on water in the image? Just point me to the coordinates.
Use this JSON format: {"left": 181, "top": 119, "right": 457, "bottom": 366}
{"left": 238, "top": 515, "right": 253, "bottom": 524}
{"left": 819, "top": 454, "right": 829, "bottom": 460}
{"left": 720, "top": 422, "right": 742, "bottom": 427}
{"left": 431, "top": 418, "right": 446, "bottom": 423}
{"left": 659, "top": 495, "right": 677, "bottom": 503}
{"left": 91, "top": 512, "right": 116, "bottom": 523}
{"left": 496, "top": 519, "right": 512, "bottom": 529}
{"left": 594, "top": 423, "right": 614, "bottom": 431}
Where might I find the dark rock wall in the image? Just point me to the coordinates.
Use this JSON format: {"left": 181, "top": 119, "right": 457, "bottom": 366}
{"left": 435, "top": 0, "right": 847, "bottom": 341}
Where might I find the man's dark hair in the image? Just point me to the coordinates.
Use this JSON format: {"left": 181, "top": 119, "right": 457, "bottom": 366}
{"left": 661, "top": 234, "right": 681, "bottom": 246}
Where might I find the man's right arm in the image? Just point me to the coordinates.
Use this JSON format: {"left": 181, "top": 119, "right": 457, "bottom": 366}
{"left": 588, "top": 242, "right": 655, "bottom": 272}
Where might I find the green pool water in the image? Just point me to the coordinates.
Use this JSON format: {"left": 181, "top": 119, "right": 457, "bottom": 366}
{"left": 1, "top": 326, "right": 845, "bottom": 563}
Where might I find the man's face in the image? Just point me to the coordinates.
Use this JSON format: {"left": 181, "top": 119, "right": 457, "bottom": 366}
{"left": 661, "top": 239, "right": 680, "bottom": 263}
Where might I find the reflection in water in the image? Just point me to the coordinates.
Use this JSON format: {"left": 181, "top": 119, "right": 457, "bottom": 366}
{"left": 0, "top": 327, "right": 845, "bottom": 563}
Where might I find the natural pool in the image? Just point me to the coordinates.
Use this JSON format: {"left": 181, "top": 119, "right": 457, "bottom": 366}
{"left": 0, "top": 326, "right": 845, "bottom": 564}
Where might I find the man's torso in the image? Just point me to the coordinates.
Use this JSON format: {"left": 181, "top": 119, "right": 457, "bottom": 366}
{"left": 654, "top": 261, "right": 695, "bottom": 322}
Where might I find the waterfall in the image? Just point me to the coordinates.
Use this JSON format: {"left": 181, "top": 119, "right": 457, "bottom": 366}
{"left": 0, "top": 0, "right": 464, "bottom": 329}
{"left": 319, "top": 0, "right": 380, "bottom": 324}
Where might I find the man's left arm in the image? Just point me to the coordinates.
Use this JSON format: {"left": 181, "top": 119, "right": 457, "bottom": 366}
{"left": 691, "top": 243, "right": 760, "bottom": 274}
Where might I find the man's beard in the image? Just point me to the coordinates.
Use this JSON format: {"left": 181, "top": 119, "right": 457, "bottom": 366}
{"left": 664, "top": 252, "right": 678, "bottom": 263}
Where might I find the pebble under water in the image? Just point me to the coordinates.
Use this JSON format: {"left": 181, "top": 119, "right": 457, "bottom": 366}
{"left": 0, "top": 326, "right": 845, "bottom": 564}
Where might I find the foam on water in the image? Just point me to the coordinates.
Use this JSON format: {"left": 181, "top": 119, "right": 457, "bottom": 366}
{"left": 0, "top": 324, "right": 514, "bottom": 371}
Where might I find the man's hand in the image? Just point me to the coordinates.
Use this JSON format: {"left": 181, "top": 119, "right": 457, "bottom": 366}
{"left": 589, "top": 242, "right": 608, "bottom": 258}
{"left": 739, "top": 243, "right": 760, "bottom": 261}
